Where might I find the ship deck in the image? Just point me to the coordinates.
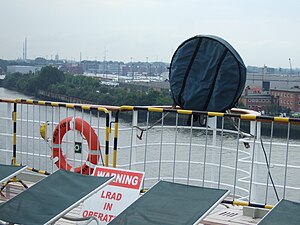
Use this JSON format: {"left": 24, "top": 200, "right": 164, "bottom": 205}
{"left": 1, "top": 98, "right": 300, "bottom": 224}
{"left": 0, "top": 173, "right": 264, "bottom": 225}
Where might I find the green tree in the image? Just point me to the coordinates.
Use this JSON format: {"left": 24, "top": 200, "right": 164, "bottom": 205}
{"left": 2, "top": 65, "right": 173, "bottom": 107}
{"left": 35, "top": 66, "right": 65, "bottom": 90}
{"left": 3, "top": 72, "right": 24, "bottom": 90}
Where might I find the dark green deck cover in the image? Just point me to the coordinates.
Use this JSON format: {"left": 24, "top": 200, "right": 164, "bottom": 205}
{"left": 169, "top": 35, "right": 246, "bottom": 112}
{"left": 0, "top": 170, "right": 112, "bottom": 225}
{"left": 258, "top": 199, "right": 300, "bottom": 225}
{"left": 0, "top": 164, "right": 27, "bottom": 183}
{"left": 108, "top": 180, "right": 229, "bottom": 225}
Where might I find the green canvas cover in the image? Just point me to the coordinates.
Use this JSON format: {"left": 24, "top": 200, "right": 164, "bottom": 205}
{"left": 169, "top": 35, "right": 246, "bottom": 112}
{"left": 0, "top": 164, "right": 27, "bottom": 183}
{"left": 108, "top": 180, "right": 229, "bottom": 225}
{"left": 258, "top": 199, "right": 300, "bottom": 225}
{"left": 0, "top": 170, "right": 113, "bottom": 225}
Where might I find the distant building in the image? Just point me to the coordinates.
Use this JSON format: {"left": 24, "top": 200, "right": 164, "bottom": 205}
{"left": 121, "top": 81, "right": 170, "bottom": 93}
{"left": 240, "top": 86, "right": 279, "bottom": 113}
{"left": 59, "top": 64, "right": 83, "bottom": 75}
{"left": 244, "top": 86, "right": 262, "bottom": 95}
{"left": 270, "top": 87, "right": 300, "bottom": 112}
{"left": 262, "top": 81, "right": 270, "bottom": 92}
{"left": 34, "top": 57, "right": 47, "bottom": 65}
{"left": 80, "top": 61, "right": 99, "bottom": 74}
{"left": 240, "top": 94, "right": 278, "bottom": 112}
{"left": 121, "top": 65, "right": 131, "bottom": 76}
{"left": 161, "top": 72, "right": 169, "bottom": 81}
{"left": 7, "top": 65, "right": 37, "bottom": 74}
{"left": 99, "top": 61, "right": 120, "bottom": 74}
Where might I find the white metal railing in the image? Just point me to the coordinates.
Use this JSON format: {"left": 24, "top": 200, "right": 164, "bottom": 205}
{"left": 1, "top": 99, "right": 300, "bottom": 208}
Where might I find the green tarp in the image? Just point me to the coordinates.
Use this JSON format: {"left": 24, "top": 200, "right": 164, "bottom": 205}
{"left": 169, "top": 35, "right": 246, "bottom": 112}
{"left": 108, "top": 180, "right": 229, "bottom": 225}
{"left": 0, "top": 164, "right": 27, "bottom": 183}
{"left": 0, "top": 169, "right": 113, "bottom": 225}
{"left": 258, "top": 199, "right": 300, "bottom": 225}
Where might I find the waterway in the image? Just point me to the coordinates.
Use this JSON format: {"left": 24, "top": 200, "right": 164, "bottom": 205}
{"left": 0, "top": 87, "right": 34, "bottom": 99}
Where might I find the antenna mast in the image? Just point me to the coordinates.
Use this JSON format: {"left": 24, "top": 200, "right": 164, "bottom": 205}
{"left": 289, "top": 58, "right": 292, "bottom": 74}
{"left": 288, "top": 58, "right": 292, "bottom": 87}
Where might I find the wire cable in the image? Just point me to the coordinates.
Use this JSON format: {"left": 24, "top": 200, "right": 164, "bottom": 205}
{"left": 226, "top": 110, "right": 280, "bottom": 202}
{"left": 260, "top": 138, "right": 280, "bottom": 201}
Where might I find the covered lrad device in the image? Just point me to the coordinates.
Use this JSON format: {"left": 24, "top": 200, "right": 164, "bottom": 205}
{"left": 169, "top": 35, "right": 246, "bottom": 112}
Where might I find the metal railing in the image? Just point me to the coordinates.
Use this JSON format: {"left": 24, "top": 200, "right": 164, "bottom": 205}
{"left": 1, "top": 98, "right": 300, "bottom": 208}
{"left": 0, "top": 99, "right": 113, "bottom": 175}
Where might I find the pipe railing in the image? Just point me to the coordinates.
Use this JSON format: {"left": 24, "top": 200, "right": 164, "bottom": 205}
{"left": 1, "top": 98, "right": 300, "bottom": 208}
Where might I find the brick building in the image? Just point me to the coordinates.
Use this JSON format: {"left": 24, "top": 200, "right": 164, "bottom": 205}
{"left": 240, "top": 94, "right": 279, "bottom": 112}
{"left": 270, "top": 87, "right": 300, "bottom": 112}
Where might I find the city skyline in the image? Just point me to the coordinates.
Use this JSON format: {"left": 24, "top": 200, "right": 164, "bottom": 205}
{"left": 1, "top": 0, "right": 300, "bottom": 68}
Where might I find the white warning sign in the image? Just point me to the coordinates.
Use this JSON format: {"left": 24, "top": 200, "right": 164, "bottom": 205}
{"left": 81, "top": 166, "right": 144, "bottom": 224}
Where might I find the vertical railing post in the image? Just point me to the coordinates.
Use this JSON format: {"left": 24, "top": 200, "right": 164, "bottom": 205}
{"left": 12, "top": 102, "right": 17, "bottom": 166}
{"left": 249, "top": 119, "right": 262, "bottom": 203}
{"left": 283, "top": 122, "right": 291, "bottom": 199}
{"left": 5, "top": 102, "right": 12, "bottom": 164}
{"left": 207, "top": 116, "right": 218, "bottom": 187}
{"left": 158, "top": 111, "right": 164, "bottom": 180}
{"left": 129, "top": 110, "right": 138, "bottom": 170}
{"left": 112, "top": 110, "right": 118, "bottom": 168}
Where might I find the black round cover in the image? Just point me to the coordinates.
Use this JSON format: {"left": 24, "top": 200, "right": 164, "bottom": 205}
{"left": 169, "top": 35, "right": 246, "bottom": 112}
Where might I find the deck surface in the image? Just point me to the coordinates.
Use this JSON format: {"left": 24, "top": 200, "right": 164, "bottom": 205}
{"left": 1, "top": 179, "right": 263, "bottom": 225}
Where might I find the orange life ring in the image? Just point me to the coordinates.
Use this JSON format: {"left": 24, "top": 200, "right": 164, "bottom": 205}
{"left": 52, "top": 116, "right": 100, "bottom": 175}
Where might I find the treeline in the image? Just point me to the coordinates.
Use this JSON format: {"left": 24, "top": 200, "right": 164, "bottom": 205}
{"left": 1, "top": 66, "right": 172, "bottom": 106}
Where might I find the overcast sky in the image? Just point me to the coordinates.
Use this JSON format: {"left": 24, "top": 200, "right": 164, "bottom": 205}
{"left": 1, "top": 0, "right": 299, "bottom": 68}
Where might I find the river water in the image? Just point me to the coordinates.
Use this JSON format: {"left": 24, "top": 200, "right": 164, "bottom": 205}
{"left": 0, "top": 87, "right": 34, "bottom": 99}
{"left": 1, "top": 87, "right": 300, "bottom": 205}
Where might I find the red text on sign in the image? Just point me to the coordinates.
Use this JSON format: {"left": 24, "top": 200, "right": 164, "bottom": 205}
{"left": 101, "top": 190, "right": 122, "bottom": 201}
{"left": 82, "top": 210, "right": 115, "bottom": 222}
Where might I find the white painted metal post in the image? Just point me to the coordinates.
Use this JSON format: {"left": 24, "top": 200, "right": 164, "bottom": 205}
{"left": 5, "top": 103, "right": 12, "bottom": 164}
{"left": 249, "top": 117, "right": 263, "bottom": 203}
{"left": 129, "top": 111, "right": 138, "bottom": 170}
{"left": 207, "top": 116, "right": 218, "bottom": 187}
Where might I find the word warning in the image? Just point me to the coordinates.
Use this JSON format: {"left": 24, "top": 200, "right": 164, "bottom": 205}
{"left": 81, "top": 166, "right": 144, "bottom": 224}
